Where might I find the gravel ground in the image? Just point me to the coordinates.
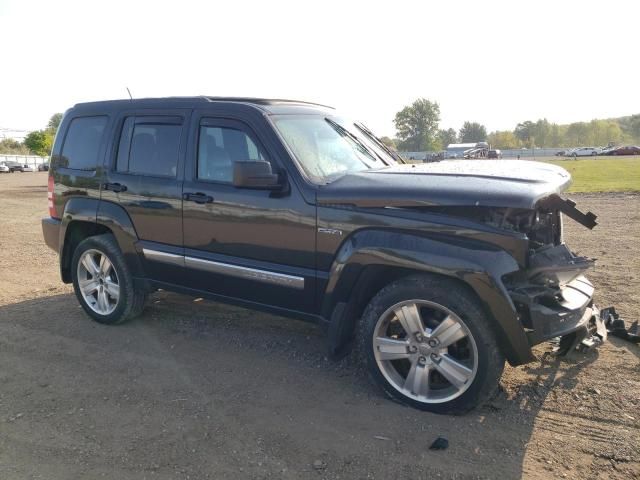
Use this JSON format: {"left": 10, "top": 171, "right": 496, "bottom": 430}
{"left": 0, "top": 172, "right": 638, "bottom": 479}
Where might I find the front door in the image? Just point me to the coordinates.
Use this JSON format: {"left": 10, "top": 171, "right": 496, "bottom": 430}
{"left": 181, "top": 114, "right": 317, "bottom": 314}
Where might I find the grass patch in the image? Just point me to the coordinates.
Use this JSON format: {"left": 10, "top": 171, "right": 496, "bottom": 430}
{"left": 543, "top": 156, "right": 640, "bottom": 193}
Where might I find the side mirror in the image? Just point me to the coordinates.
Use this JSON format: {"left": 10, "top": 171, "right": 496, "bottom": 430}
{"left": 232, "top": 161, "right": 281, "bottom": 189}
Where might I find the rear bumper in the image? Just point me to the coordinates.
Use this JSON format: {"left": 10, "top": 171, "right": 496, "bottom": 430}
{"left": 42, "top": 217, "right": 61, "bottom": 253}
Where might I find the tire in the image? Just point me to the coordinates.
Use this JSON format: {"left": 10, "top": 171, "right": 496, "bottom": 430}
{"left": 357, "top": 274, "right": 505, "bottom": 414}
{"left": 71, "top": 233, "right": 146, "bottom": 325}
{"left": 572, "top": 153, "right": 577, "bottom": 158}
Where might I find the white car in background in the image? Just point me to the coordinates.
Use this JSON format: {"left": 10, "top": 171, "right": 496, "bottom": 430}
{"left": 21, "top": 164, "right": 36, "bottom": 172}
{"left": 570, "top": 147, "right": 600, "bottom": 157}
{"left": 0, "top": 163, "right": 10, "bottom": 173}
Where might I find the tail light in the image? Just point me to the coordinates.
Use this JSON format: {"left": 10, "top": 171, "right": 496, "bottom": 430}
{"left": 47, "top": 173, "right": 59, "bottom": 219}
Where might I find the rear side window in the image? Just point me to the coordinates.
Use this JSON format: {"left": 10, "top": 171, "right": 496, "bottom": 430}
{"left": 60, "top": 116, "right": 108, "bottom": 170}
{"left": 116, "top": 117, "right": 182, "bottom": 177}
{"left": 198, "top": 126, "right": 265, "bottom": 182}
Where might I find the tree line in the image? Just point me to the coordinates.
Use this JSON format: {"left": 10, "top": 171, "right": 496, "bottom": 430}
{"left": 0, "top": 113, "right": 62, "bottom": 156}
{"left": 389, "top": 98, "right": 640, "bottom": 151}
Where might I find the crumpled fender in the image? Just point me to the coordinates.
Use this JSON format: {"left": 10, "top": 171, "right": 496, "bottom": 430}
{"left": 322, "top": 229, "right": 536, "bottom": 365}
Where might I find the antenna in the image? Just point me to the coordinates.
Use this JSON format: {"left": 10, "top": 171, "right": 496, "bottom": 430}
{"left": 126, "top": 87, "right": 133, "bottom": 100}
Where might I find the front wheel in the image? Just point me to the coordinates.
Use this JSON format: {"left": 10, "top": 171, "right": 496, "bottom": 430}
{"left": 71, "top": 234, "right": 146, "bottom": 325}
{"left": 358, "top": 275, "right": 505, "bottom": 414}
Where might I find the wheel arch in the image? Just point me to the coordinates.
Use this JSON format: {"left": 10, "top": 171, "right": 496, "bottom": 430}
{"left": 59, "top": 198, "right": 144, "bottom": 282}
{"left": 323, "top": 230, "right": 536, "bottom": 366}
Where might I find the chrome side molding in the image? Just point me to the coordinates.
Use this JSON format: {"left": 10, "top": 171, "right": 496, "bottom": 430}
{"left": 142, "top": 248, "right": 185, "bottom": 267}
{"left": 142, "top": 248, "right": 304, "bottom": 289}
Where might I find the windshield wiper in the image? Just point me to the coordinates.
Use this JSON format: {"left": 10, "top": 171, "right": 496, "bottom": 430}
{"left": 354, "top": 122, "right": 405, "bottom": 164}
{"left": 324, "top": 118, "right": 387, "bottom": 166}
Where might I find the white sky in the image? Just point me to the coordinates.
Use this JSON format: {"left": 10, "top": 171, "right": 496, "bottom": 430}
{"left": 1, "top": 0, "right": 638, "bottom": 137}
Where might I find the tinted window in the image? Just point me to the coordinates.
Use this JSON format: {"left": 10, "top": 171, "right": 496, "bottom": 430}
{"left": 198, "top": 126, "right": 265, "bottom": 182}
{"left": 116, "top": 118, "right": 181, "bottom": 177}
{"left": 60, "top": 116, "right": 108, "bottom": 169}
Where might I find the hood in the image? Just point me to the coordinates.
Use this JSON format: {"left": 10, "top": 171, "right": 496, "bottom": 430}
{"left": 317, "top": 160, "right": 572, "bottom": 210}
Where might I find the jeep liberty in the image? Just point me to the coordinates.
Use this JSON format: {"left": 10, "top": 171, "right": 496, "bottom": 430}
{"left": 42, "top": 97, "right": 604, "bottom": 413}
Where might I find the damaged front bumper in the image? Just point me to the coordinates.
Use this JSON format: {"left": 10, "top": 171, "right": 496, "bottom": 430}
{"left": 507, "top": 243, "right": 609, "bottom": 354}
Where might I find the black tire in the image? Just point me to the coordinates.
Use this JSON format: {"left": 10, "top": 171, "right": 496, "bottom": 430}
{"left": 71, "top": 233, "right": 146, "bottom": 325}
{"left": 357, "top": 274, "right": 505, "bottom": 414}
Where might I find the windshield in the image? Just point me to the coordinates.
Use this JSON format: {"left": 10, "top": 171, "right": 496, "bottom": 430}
{"left": 271, "top": 115, "right": 396, "bottom": 184}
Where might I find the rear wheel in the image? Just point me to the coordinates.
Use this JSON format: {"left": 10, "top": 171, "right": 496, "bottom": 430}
{"left": 358, "top": 275, "right": 504, "bottom": 414}
{"left": 71, "top": 234, "right": 146, "bottom": 325}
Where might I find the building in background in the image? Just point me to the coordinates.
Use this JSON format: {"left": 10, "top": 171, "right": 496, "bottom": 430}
{"left": 0, "top": 127, "right": 29, "bottom": 142}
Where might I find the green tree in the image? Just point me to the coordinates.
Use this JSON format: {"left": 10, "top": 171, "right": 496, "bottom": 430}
{"left": 0, "top": 138, "right": 31, "bottom": 155}
{"left": 438, "top": 128, "right": 457, "bottom": 148}
{"left": 514, "top": 121, "right": 535, "bottom": 147}
{"left": 533, "top": 119, "right": 552, "bottom": 147}
{"left": 394, "top": 98, "right": 441, "bottom": 151}
{"left": 548, "top": 123, "right": 566, "bottom": 147}
{"left": 23, "top": 130, "right": 53, "bottom": 156}
{"left": 565, "top": 122, "right": 589, "bottom": 146}
{"left": 47, "top": 113, "right": 63, "bottom": 133}
{"left": 628, "top": 115, "right": 640, "bottom": 142}
{"left": 585, "top": 119, "right": 623, "bottom": 146}
{"left": 459, "top": 121, "right": 487, "bottom": 143}
{"left": 487, "top": 130, "right": 520, "bottom": 149}
{"left": 379, "top": 136, "right": 397, "bottom": 149}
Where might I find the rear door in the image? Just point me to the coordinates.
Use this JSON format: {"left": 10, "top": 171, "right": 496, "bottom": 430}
{"left": 180, "top": 112, "right": 317, "bottom": 313}
{"left": 101, "top": 109, "right": 190, "bottom": 283}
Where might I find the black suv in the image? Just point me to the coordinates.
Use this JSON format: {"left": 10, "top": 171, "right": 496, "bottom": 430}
{"left": 42, "top": 97, "right": 603, "bottom": 413}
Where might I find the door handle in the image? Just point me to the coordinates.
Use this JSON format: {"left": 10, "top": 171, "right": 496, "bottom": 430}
{"left": 103, "top": 182, "right": 127, "bottom": 193}
{"left": 183, "top": 192, "right": 214, "bottom": 204}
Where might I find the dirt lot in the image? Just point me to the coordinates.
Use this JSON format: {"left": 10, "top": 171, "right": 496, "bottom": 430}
{"left": 0, "top": 172, "right": 638, "bottom": 480}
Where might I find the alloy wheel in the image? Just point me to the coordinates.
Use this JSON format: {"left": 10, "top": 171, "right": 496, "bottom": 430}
{"left": 372, "top": 299, "right": 478, "bottom": 404}
{"left": 76, "top": 249, "right": 120, "bottom": 315}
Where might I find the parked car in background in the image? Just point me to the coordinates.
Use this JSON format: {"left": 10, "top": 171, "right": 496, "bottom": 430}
{"left": 569, "top": 147, "right": 600, "bottom": 157}
{"left": 0, "top": 163, "right": 10, "bottom": 173}
{"left": 555, "top": 149, "right": 569, "bottom": 156}
{"left": 38, "top": 163, "right": 49, "bottom": 171}
{"left": 606, "top": 145, "right": 640, "bottom": 156}
{"left": 597, "top": 145, "right": 616, "bottom": 156}
{"left": 3, "top": 161, "right": 23, "bottom": 172}
{"left": 21, "top": 164, "right": 36, "bottom": 172}
{"left": 487, "top": 149, "right": 502, "bottom": 159}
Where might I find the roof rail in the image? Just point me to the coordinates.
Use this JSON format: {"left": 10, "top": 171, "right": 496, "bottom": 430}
{"left": 204, "top": 96, "right": 334, "bottom": 109}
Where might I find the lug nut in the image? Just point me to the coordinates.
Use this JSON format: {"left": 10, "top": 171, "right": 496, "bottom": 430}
{"left": 416, "top": 333, "right": 424, "bottom": 342}
{"left": 430, "top": 353, "right": 439, "bottom": 361}
{"left": 418, "top": 356, "right": 426, "bottom": 365}
{"left": 409, "top": 345, "right": 418, "bottom": 353}
{"left": 428, "top": 339, "right": 438, "bottom": 347}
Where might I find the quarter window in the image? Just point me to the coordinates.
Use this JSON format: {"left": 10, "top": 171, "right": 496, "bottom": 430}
{"left": 198, "top": 126, "right": 265, "bottom": 182}
{"left": 60, "top": 116, "right": 108, "bottom": 170}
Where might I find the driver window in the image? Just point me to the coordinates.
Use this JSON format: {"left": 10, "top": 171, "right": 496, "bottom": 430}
{"left": 197, "top": 126, "right": 266, "bottom": 182}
